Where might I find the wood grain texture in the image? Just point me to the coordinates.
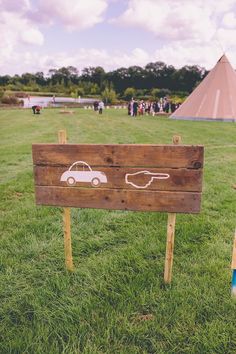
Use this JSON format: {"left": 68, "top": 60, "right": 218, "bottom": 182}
{"left": 164, "top": 213, "right": 176, "bottom": 283}
{"left": 63, "top": 207, "right": 74, "bottom": 271}
{"left": 33, "top": 166, "right": 203, "bottom": 192}
{"left": 58, "top": 129, "right": 74, "bottom": 272}
{"left": 32, "top": 144, "right": 204, "bottom": 169}
{"left": 35, "top": 186, "right": 202, "bottom": 213}
{"left": 164, "top": 133, "right": 182, "bottom": 283}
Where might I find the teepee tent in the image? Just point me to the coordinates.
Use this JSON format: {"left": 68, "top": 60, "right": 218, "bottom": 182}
{"left": 171, "top": 55, "right": 236, "bottom": 122}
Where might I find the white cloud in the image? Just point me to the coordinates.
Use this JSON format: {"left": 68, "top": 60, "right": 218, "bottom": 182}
{"left": 222, "top": 12, "right": 236, "bottom": 29}
{"left": 36, "top": 0, "right": 108, "bottom": 30}
{"left": 0, "top": 12, "right": 44, "bottom": 46}
{"left": 0, "top": 0, "right": 109, "bottom": 75}
{"left": 0, "top": 47, "right": 151, "bottom": 75}
{"left": 21, "top": 27, "right": 44, "bottom": 45}
{"left": 155, "top": 41, "right": 222, "bottom": 69}
{"left": 0, "top": 1, "right": 44, "bottom": 71}
{"left": 2, "top": 44, "right": 236, "bottom": 76}
{"left": 29, "top": 48, "right": 150, "bottom": 72}
{"left": 114, "top": 0, "right": 219, "bottom": 42}
{"left": 216, "top": 28, "right": 236, "bottom": 50}
{"left": 111, "top": 48, "right": 150, "bottom": 68}
{"left": 0, "top": 0, "right": 30, "bottom": 12}
{"left": 0, "top": 0, "right": 110, "bottom": 75}
{"left": 114, "top": 1, "right": 236, "bottom": 45}
{"left": 111, "top": 0, "right": 236, "bottom": 69}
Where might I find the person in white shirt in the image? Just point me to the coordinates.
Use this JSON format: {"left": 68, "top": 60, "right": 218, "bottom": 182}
{"left": 98, "top": 101, "right": 105, "bottom": 114}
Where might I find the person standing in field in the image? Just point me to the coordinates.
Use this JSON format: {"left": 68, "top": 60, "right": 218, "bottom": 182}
{"left": 132, "top": 99, "right": 138, "bottom": 117}
{"left": 130, "top": 98, "right": 134, "bottom": 116}
{"left": 98, "top": 100, "right": 104, "bottom": 114}
{"left": 128, "top": 101, "right": 132, "bottom": 115}
{"left": 93, "top": 101, "right": 99, "bottom": 112}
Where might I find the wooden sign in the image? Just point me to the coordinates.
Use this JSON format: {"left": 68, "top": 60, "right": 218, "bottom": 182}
{"left": 32, "top": 144, "right": 204, "bottom": 213}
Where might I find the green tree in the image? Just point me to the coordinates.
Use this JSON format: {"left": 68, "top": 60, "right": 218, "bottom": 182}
{"left": 90, "top": 83, "right": 100, "bottom": 95}
{"left": 101, "top": 87, "right": 117, "bottom": 104}
{"left": 35, "top": 72, "right": 46, "bottom": 86}
{"left": 71, "top": 87, "right": 85, "bottom": 98}
{"left": 151, "top": 88, "right": 160, "bottom": 100}
{"left": 0, "top": 89, "right": 4, "bottom": 100}
{"left": 123, "top": 87, "right": 136, "bottom": 100}
{"left": 77, "top": 87, "right": 85, "bottom": 97}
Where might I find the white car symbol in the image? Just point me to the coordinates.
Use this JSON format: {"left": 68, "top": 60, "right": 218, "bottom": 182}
{"left": 125, "top": 170, "right": 170, "bottom": 189}
{"left": 60, "top": 161, "right": 107, "bottom": 187}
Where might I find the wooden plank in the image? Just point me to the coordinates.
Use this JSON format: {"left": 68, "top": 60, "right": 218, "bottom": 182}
{"left": 35, "top": 186, "right": 202, "bottom": 213}
{"left": 32, "top": 144, "right": 204, "bottom": 169}
{"left": 33, "top": 165, "right": 203, "bottom": 192}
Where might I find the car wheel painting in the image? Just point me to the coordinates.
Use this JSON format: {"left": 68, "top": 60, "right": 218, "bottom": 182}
{"left": 91, "top": 177, "right": 101, "bottom": 187}
{"left": 67, "top": 176, "right": 76, "bottom": 186}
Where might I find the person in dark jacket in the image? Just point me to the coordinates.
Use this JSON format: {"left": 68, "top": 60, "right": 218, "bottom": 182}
{"left": 93, "top": 101, "right": 99, "bottom": 111}
{"left": 132, "top": 99, "right": 138, "bottom": 117}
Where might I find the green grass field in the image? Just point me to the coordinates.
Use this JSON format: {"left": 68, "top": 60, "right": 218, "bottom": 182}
{"left": 0, "top": 108, "right": 236, "bottom": 353}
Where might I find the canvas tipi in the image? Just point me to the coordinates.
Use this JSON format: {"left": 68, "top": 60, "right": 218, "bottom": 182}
{"left": 171, "top": 55, "right": 236, "bottom": 122}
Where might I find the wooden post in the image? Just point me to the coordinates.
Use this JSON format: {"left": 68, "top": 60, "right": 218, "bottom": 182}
{"left": 164, "top": 213, "right": 176, "bottom": 284}
{"left": 231, "top": 229, "right": 236, "bottom": 297}
{"left": 58, "top": 130, "right": 74, "bottom": 271}
{"left": 164, "top": 135, "right": 182, "bottom": 284}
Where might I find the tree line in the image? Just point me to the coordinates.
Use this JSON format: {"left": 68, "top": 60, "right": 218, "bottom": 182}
{"left": 0, "top": 61, "right": 208, "bottom": 103}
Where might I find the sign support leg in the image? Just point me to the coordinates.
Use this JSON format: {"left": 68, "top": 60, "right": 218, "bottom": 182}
{"left": 58, "top": 130, "right": 74, "bottom": 271}
{"left": 164, "top": 213, "right": 176, "bottom": 283}
{"left": 164, "top": 135, "right": 182, "bottom": 284}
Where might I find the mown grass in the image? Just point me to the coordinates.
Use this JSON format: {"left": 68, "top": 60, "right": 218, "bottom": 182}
{"left": 0, "top": 107, "right": 236, "bottom": 353}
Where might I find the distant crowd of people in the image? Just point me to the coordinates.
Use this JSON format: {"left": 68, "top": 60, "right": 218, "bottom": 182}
{"left": 128, "top": 97, "right": 180, "bottom": 117}
{"left": 83, "top": 97, "right": 181, "bottom": 116}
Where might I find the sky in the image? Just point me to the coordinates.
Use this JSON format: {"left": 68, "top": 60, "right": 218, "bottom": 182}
{"left": 1, "top": 0, "right": 236, "bottom": 75}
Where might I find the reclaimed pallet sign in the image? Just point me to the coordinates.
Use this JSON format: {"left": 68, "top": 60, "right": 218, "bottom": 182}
{"left": 33, "top": 144, "right": 203, "bottom": 212}
{"left": 32, "top": 132, "right": 204, "bottom": 282}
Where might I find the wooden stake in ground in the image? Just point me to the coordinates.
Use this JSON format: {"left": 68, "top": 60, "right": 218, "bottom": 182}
{"left": 164, "top": 135, "right": 182, "bottom": 284}
{"left": 231, "top": 229, "right": 236, "bottom": 297}
{"left": 58, "top": 130, "right": 74, "bottom": 271}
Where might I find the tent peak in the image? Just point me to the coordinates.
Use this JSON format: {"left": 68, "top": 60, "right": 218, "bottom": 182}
{"left": 218, "top": 54, "right": 229, "bottom": 63}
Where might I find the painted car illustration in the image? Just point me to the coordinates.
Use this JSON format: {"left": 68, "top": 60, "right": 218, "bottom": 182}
{"left": 60, "top": 161, "right": 107, "bottom": 187}
{"left": 125, "top": 170, "right": 170, "bottom": 189}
